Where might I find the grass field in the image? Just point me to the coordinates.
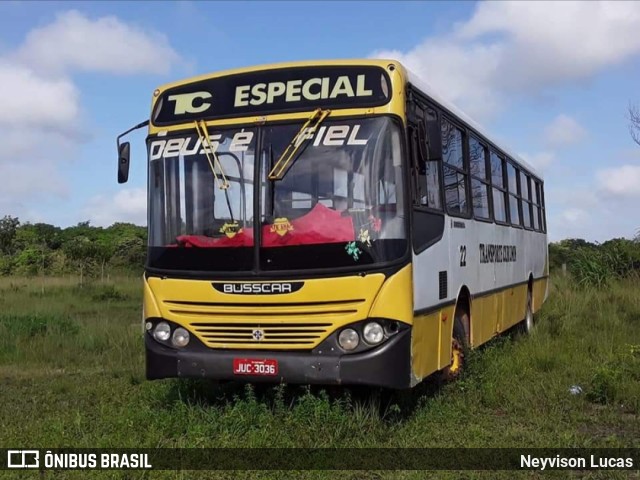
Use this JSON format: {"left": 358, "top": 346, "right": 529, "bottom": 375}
{"left": 0, "top": 275, "right": 638, "bottom": 479}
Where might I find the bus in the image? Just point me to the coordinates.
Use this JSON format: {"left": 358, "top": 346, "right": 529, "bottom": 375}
{"left": 116, "top": 59, "right": 548, "bottom": 389}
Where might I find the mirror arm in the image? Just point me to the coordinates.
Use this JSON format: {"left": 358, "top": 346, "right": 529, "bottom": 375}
{"left": 116, "top": 120, "right": 149, "bottom": 150}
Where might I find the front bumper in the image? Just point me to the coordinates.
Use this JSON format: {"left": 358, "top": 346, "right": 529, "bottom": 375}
{"left": 146, "top": 328, "right": 412, "bottom": 389}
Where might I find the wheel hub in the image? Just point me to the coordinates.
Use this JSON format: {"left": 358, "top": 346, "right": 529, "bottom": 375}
{"left": 449, "top": 338, "right": 464, "bottom": 375}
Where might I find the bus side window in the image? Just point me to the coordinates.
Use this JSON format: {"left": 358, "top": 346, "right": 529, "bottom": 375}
{"left": 521, "top": 171, "right": 533, "bottom": 229}
{"left": 506, "top": 161, "right": 521, "bottom": 226}
{"left": 490, "top": 151, "right": 508, "bottom": 223}
{"left": 441, "top": 118, "right": 468, "bottom": 216}
{"left": 532, "top": 180, "right": 541, "bottom": 231}
{"left": 469, "top": 135, "right": 491, "bottom": 220}
{"left": 541, "top": 184, "right": 547, "bottom": 232}
{"left": 534, "top": 180, "right": 546, "bottom": 232}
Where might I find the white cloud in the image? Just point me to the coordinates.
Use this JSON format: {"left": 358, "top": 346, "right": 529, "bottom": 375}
{"left": 559, "top": 208, "right": 588, "bottom": 225}
{"left": 371, "top": 2, "right": 640, "bottom": 120}
{"left": 372, "top": 42, "right": 503, "bottom": 120}
{"left": 0, "top": 146, "right": 71, "bottom": 228}
{"left": 547, "top": 184, "right": 599, "bottom": 210}
{"left": 596, "top": 164, "right": 640, "bottom": 198}
{"left": 83, "top": 188, "right": 147, "bottom": 227}
{"left": 545, "top": 169, "right": 640, "bottom": 241}
{"left": 520, "top": 151, "right": 555, "bottom": 172}
{"left": 547, "top": 208, "right": 594, "bottom": 242}
{"left": 617, "top": 147, "right": 640, "bottom": 161}
{"left": 0, "top": 117, "right": 79, "bottom": 207}
{"left": 0, "top": 10, "right": 182, "bottom": 217}
{"left": 15, "top": 10, "right": 180, "bottom": 76}
{"left": 1, "top": 10, "right": 181, "bottom": 137}
{"left": 0, "top": 160, "right": 68, "bottom": 198}
{"left": 0, "top": 61, "right": 83, "bottom": 201}
{"left": 543, "top": 114, "right": 587, "bottom": 148}
{"left": 457, "top": 2, "right": 640, "bottom": 90}
{"left": 0, "top": 61, "right": 80, "bottom": 132}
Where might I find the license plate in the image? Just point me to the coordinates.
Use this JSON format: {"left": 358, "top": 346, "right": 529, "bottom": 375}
{"left": 233, "top": 358, "right": 278, "bottom": 376}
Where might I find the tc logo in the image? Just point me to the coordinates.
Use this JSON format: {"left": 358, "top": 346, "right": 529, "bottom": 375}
{"left": 7, "top": 450, "right": 39, "bottom": 469}
{"left": 167, "top": 91, "right": 212, "bottom": 115}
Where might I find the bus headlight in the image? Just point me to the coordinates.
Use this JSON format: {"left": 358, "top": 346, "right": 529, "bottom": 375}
{"left": 153, "top": 322, "right": 171, "bottom": 342}
{"left": 338, "top": 328, "right": 359, "bottom": 351}
{"left": 171, "top": 327, "right": 190, "bottom": 348}
{"left": 363, "top": 322, "right": 384, "bottom": 345}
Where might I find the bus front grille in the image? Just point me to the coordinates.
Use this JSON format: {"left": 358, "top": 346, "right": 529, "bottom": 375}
{"left": 188, "top": 322, "right": 333, "bottom": 347}
{"left": 162, "top": 299, "right": 366, "bottom": 349}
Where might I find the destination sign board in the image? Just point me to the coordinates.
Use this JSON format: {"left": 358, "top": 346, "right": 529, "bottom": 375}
{"left": 152, "top": 65, "right": 391, "bottom": 125}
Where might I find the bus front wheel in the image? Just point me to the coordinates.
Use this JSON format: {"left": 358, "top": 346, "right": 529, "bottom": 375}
{"left": 441, "top": 311, "right": 469, "bottom": 381}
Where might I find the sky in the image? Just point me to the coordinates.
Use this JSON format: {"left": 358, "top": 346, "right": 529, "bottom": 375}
{"left": 0, "top": 0, "right": 639, "bottom": 242}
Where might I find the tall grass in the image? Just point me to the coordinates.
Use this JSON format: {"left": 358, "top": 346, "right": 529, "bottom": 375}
{"left": 0, "top": 275, "right": 638, "bottom": 479}
{"left": 570, "top": 243, "right": 638, "bottom": 288}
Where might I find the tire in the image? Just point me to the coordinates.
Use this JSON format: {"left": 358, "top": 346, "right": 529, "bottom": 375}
{"left": 518, "top": 289, "right": 534, "bottom": 335}
{"left": 441, "top": 311, "right": 469, "bottom": 381}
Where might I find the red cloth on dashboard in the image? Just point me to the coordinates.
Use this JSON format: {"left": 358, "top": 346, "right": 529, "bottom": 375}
{"left": 175, "top": 203, "right": 354, "bottom": 248}
{"left": 176, "top": 229, "right": 254, "bottom": 247}
{"left": 262, "top": 203, "right": 354, "bottom": 247}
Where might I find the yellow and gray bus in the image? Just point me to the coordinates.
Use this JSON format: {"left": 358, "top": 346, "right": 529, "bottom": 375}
{"left": 116, "top": 59, "right": 548, "bottom": 388}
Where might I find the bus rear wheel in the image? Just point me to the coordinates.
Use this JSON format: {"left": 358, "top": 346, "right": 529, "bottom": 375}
{"left": 518, "top": 289, "right": 534, "bottom": 335}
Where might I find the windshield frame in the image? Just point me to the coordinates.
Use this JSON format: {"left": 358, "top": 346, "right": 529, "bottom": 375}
{"left": 144, "top": 114, "right": 411, "bottom": 279}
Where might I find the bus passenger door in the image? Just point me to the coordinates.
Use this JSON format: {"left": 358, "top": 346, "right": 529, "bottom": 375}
{"left": 407, "top": 93, "right": 449, "bottom": 377}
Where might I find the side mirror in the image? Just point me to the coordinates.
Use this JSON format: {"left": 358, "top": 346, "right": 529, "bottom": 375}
{"left": 413, "top": 123, "right": 427, "bottom": 174}
{"left": 425, "top": 117, "right": 442, "bottom": 161}
{"left": 414, "top": 116, "right": 442, "bottom": 173}
{"left": 117, "top": 142, "right": 131, "bottom": 184}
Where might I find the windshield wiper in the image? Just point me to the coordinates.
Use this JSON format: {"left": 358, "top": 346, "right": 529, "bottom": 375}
{"left": 268, "top": 108, "right": 330, "bottom": 181}
{"left": 194, "top": 120, "right": 230, "bottom": 191}
{"left": 194, "top": 120, "right": 235, "bottom": 223}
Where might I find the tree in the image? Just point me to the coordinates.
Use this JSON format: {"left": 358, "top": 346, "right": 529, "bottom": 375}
{"left": 32, "top": 223, "right": 62, "bottom": 249}
{"left": 112, "top": 236, "right": 146, "bottom": 271}
{"left": 629, "top": 103, "right": 640, "bottom": 146}
{"left": 0, "top": 215, "right": 20, "bottom": 254}
{"left": 62, "top": 235, "right": 98, "bottom": 286}
{"left": 14, "top": 247, "right": 45, "bottom": 276}
{"left": 13, "top": 225, "right": 39, "bottom": 251}
{"left": 94, "top": 237, "right": 115, "bottom": 282}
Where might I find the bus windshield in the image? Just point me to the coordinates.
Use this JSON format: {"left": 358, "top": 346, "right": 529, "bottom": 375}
{"left": 147, "top": 116, "right": 407, "bottom": 273}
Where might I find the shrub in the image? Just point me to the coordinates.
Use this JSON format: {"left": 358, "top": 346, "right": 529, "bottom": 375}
{"left": 0, "top": 255, "right": 14, "bottom": 275}
{"left": 571, "top": 248, "right": 614, "bottom": 288}
{"left": 91, "top": 285, "right": 128, "bottom": 302}
{"left": 0, "top": 313, "right": 79, "bottom": 337}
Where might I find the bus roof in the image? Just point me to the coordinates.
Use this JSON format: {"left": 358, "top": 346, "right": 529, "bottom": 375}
{"left": 153, "top": 58, "right": 394, "bottom": 93}
{"left": 403, "top": 66, "right": 543, "bottom": 179}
